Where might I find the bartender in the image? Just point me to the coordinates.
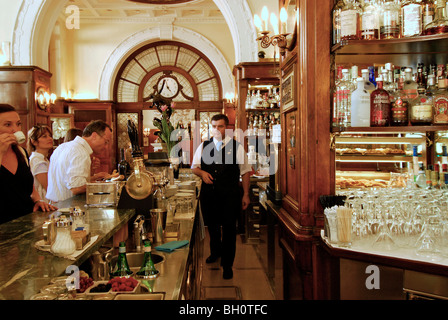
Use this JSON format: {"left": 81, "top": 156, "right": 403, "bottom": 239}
{"left": 191, "top": 114, "right": 251, "bottom": 279}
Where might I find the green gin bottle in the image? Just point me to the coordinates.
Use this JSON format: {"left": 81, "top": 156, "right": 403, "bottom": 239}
{"left": 136, "top": 240, "right": 159, "bottom": 279}
{"left": 111, "top": 241, "right": 133, "bottom": 277}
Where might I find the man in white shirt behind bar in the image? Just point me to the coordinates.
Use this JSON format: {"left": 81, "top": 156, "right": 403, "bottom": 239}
{"left": 47, "top": 120, "right": 112, "bottom": 203}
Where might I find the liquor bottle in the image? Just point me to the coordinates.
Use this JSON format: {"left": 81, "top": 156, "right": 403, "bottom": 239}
{"left": 136, "top": 240, "right": 159, "bottom": 279}
{"left": 403, "top": 68, "right": 418, "bottom": 101}
{"left": 332, "top": 0, "right": 345, "bottom": 44}
{"left": 368, "top": 66, "right": 377, "bottom": 88}
{"left": 416, "top": 63, "right": 427, "bottom": 95}
{"left": 421, "top": 0, "right": 436, "bottom": 30}
{"left": 401, "top": 0, "right": 423, "bottom": 37}
{"left": 335, "top": 69, "right": 355, "bottom": 127}
{"left": 370, "top": 77, "right": 391, "bottom": 126}
{"left": 118, "top": 148, "right": 130, "bottom": 180}
{"left": 380, "top": 0, "right": 401, "bottom": 39}
{"left": 423, "top": 0, "right": 448, "bottom": 35}
{"left": 409, "top": 88, "right": 433, "bottom": 125}
{"left": 437, "top": 64, "right": 446, "bottom": 87}
{"left": 111, "top": 241, "right": 133, "bottom": 277}
{"left": 426, "top": 74, "right": 436, "bottom": 97}
{"left": 426, "top": 165, "right": 433, "bottom": 189}
{"left": 433, "top": 77, "right": 448, "bottom": 124}
{"left": 361, "top": 0, "right": 380, "bottom": 40}
{"left": 245, "top": 91, "right": 251, "bottom": 109}
{"left": 351, "top": 65, "right": 359, "bottom": 87}
{"left": 390, "top": 90, "right": 410, "bottom": 126}
{"left": 362, "top": 69, "right": 376, "bottom": 94}
{"left": 340, "top": 0, "right": 362, "bottom": 41}
{"left": 351, "top": 77, "right": 371, "bottom": 127}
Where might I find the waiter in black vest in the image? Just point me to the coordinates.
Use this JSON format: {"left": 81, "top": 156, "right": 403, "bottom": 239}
{"left": 192, "top": 114, "right": 251, "bottom": 279}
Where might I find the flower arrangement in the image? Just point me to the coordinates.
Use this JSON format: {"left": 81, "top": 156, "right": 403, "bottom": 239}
{"left": 153, "top": 102, "right": 177, "bottom": 157}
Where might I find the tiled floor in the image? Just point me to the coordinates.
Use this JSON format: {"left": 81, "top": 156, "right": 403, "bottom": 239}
{"left": 200, "top": 228, "right": 277, "bottom": 300}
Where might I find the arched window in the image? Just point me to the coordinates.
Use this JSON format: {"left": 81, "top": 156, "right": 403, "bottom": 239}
{"left": 114, "top": 41, "right": 224, "bottom": 150}
{"left": 114, "top": 41, "right": 222, "bottom": 105}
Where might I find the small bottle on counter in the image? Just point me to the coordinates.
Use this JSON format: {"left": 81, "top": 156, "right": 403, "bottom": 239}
{"left": 111, "top": 241, "right": 133, "bottom": 277}
{"left": 136, "top": 240, "right": 159, "bottom": 279}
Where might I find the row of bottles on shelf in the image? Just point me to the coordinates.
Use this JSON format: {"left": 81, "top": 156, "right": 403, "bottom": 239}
{"left": 245, "top": 87, "right": 280, "bottom": 110}
{"left": 333, "top": 61, "right": 448, "bottom": 128}
{"left": 413, "top": 146, "right": 448, "bottom": 189}
{"left": 247, "top": 112, "right": 280, "bottom": 137}
{"left": 332, "top": 0, "right": 448, "bottom": 45}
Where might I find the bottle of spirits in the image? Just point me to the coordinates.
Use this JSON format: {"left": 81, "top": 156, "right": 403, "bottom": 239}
{"left": 136, "top": 240, "right": 159, "bottom": 279}
{"left": 380, "top": 0, "right": 401, "bottom": 39}
{"left": 426, "top": 74, "right": 437, "bottom": 97}
{"left": 401, "top": 0, "right": 423, "bottom": 37}
{"left": 111, "top": 241, "right": 133, "bottom": 277}
{"left": 409, "top": 89, "right": 433, "bottom": 125}
{"left": 335, "top": 69, "right": 355, "bottom": 127}
{"left": 416, "top": 63, "right": 427, "bottom": 95}
{"left": 245, "top": 91, "right": 252, "bottom": 109}
{"left": 423, "top": 0, "right": 448, "bottom": 35}
{"left": 340, "top": 0, "right": 362, "bottom": 41}
{"left": 362, "top": 69, "right": 376, "bottom": 94}
{"left": 368, "top": 66, "right": 377, "bottom": 88}
{"left": 433, "top": 77, "right": 448, "bottom": 124}
{"left": 118, "top": 148, "right": 130, "bottom": 180}
{"left": 390, "top": 90, "right": 409, "bottom": 126}
{"left": 332, "top": 0, "right": 345, "bottom": 44}
{"left": 403, "top": 68, "right": 418, "bottom": 101}
{"left": 361, "top": 0, "right": 380, "bottom": 39}
{"left": 370, "top": 77, "right": 391, "bottom": 126}
{"left": 351, "top": 77, "right": 371, "bottom": 127}
{"left": 422, "top": 0, "right": 436, "bottom": 30}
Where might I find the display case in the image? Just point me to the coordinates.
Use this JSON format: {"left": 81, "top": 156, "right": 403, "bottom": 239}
{"left": 331, "top": 33, "right": 448, "bottom": 188}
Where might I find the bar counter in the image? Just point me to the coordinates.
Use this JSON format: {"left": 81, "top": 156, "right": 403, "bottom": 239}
{"left": 0, "top": 194, "right": 198, "bottom": 300}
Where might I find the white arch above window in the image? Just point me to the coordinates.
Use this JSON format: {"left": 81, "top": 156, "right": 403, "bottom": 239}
{"left": 99, "top": 26, "right": 234, "bottom": 101}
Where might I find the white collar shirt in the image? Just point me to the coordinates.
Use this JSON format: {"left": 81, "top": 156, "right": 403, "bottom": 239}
{"left": 46, "top": 136, "right": 93, "bottom": 203}
{"left": 191, "top": 136, "right": 252, "bottom": 176}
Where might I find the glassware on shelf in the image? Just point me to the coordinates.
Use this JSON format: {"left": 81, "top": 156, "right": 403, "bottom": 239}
{"left": 423, "top": 0, "right": 448, "bottom": 35}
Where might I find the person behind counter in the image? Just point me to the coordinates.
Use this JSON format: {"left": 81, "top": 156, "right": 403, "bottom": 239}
{"left": 191, "top": 114, "right": 251, "bottom": 279}
{"left": 0, "top": 104, "right": 57, "bottom": 224}
{"left": 27, "top": 125, "right": 54, "bottom": 203}
{"left": 46, "top": 120, "right": 112, "bottom": 203}
{"left": 64, "top": 127, "right": 101, "bottom": 176}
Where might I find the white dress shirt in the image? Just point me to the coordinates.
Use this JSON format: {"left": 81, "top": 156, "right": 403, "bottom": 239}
{"left": 46, "top": 136, "right": 93, "bottom": 203}
{"left": 191, "top": 136, "right": 252, "bottom": 176}
{"left": 29, "top": 151, "right": 50, "bottom": 202}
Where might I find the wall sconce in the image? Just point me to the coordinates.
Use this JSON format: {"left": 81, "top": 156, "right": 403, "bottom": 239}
{"left": 254, "top": 6, "right": 297, "bottom": 57}
{"left": 36, "top": 87, "right": 57, "bottom": 111}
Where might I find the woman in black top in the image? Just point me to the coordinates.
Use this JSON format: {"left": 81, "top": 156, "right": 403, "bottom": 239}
{"left": 0, "top": 104, "right": 56, "bottom": 224}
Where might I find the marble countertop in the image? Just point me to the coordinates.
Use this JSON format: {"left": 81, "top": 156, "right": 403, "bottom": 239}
{"left": 0, "top": 193, "right": 198, "bottom": 300}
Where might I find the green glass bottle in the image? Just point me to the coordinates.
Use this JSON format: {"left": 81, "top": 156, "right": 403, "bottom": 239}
{"left": 136, "top": 240, "right": 159, "bottom": 279}
{"left": 111, "top": 241, "right": 133, "bottom": 277}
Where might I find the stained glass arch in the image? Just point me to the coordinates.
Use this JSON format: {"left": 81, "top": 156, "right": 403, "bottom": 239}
{"left": 114, "top": 41, "right": 222, "bottom": 104}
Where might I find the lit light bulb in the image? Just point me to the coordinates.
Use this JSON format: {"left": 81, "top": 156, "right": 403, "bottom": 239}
{"left": 280, "top": 8, "right": 288, "bottom": 34}
{"left": 261, "top": 6, "right": 269, "bottom": 31}
{"left": 254, "top": 14, "right": 262, "bottom": 32}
